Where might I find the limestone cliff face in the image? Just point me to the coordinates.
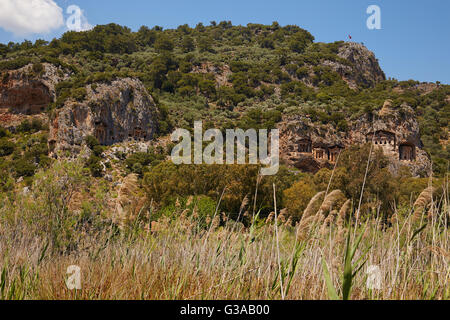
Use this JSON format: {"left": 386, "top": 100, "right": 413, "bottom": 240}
{"left": 279, "top": 100, "right": 431, "bottom": 177}
{"left": 0, "top": 63, "right": 68, "bottom": 115}
{"left": 49, "top": 78, "right": 159, "bottom": 157}
{"left": 324, "top": 42, "right": 386, "bottom": 88}
{"left": 279, "top": 117, "right": 346, "bottom": 172}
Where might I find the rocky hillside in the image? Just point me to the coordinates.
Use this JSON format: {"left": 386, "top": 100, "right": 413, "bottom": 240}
{"left": 0, "top": 63, "right": 70, "bottom": 128}
{"left": 279, "top": 100, "right": 431, "bottom": 176}
{"left": 0, "top": 63, "right": 67, "bottom": 115}
{"left": 332, "top": 42, "right": 386, "bottom": 88}
{"left": 0, "top": 22, "right": 448, "bottom": 178}
{"left": 49, "top": 78, "right": 159, "bottom": 157}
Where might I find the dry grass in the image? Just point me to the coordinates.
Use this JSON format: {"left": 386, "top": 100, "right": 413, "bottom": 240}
{"left": 0, "top": 161, "right": 448, "bottom": 300}
{"left": 0, "top": 201, "right": 448, "bottom": 300}
{"left": 413, "top": 186, "right": 436, "bottom": 222}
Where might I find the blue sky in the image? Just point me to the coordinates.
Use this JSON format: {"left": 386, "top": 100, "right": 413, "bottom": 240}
{"left": 1, "top": 0, "right": 449, "bottom": 83}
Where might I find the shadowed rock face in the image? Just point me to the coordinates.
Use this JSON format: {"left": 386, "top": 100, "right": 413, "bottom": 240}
{"left": 0, "top": 63, "right": 67, "bottom": 115}
{"left": 49, "top": 78, "right": 159, "bottom": 157}
{"left": 279, "top": 101, "right": 431, "bottom": 177}
{"left": 0, "top": 81, "right": 51, "bottom": 114}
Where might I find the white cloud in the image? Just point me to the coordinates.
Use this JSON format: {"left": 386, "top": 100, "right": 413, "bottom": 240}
{"left": 0, "top": 0, "right": 64, "bottom": 36}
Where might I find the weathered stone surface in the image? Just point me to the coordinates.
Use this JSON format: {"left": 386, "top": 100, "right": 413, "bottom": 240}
{"left": 0, "top": 63, "right": 68, "bottom": 115}
{"left": 49, "top": 78, "right": 159, "bottom": 157}
{"left": 325, "top": 42, "right": 386, "bottom": 88}
{"left": 279, "top": 117, "right": 345, "bottom": 173}
{"left": 279, "top": 100, "right": 431, "bottom": 176}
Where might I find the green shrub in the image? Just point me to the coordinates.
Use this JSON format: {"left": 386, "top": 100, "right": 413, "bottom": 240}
{"left": 17, "top": 119, "right": 46, "bottom": 133}
{"left": 0, "top": 57, "right": 32, "bottom": 71}
{"left": 92, "top": 145, "right": 104, "bottom": 157}
{"left": 159, "top": 195, "right": 217, "bottom": 229}
{"left": 143, "top": 162, "right": 296, "bottom": 216}
{"left": 0, "top": 139, "right": 15, "bottom": 156}
{"left": 17, "top": 120, "right": 32, "bottom": 133}
{"left": 72, "top": 87, "right": 87, "bottom": 101}
{"left": 125, "top": 151, "right": 165, "bottom": 176}
{"left": 86, "top": 155, "right": 103, "bottom": 177}
{"left": 32, "top": 62, "right": 44, "bottom": 75}
{"left": 296, "top": 66, "right": 309, "bottom": 78}
{"left": 0, "top": 127, "right": 9, "bottom": 138}
{"left": 13, "top": 159, "right": 36, "bottom": 177}
{"left": 155, "top": 34, "right": 174, "bottom": 52}
{"left": 85, "top": 135, "right": 100, "bottom": 149}
{"left": 283, "top": 178, "right": 317, "bottom": 221}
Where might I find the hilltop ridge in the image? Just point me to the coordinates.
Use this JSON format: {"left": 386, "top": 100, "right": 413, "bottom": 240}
{"left": 0, "top": 22, "right": 448, "bottom": 177}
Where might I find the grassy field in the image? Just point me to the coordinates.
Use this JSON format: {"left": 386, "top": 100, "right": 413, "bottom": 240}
{"left": 0, "top": 163, "right": 448, "bottom": 300}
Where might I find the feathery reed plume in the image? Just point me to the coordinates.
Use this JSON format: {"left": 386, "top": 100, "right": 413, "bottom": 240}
{"left": 211, "top": 215, "right": 220, "bottom": 231}
{"left": 296, "top": 216, "right": 315, "bottom": 241}
{"left": 177, "top": 209, "right": 192, "bottom": 233}
{"left": 413, "top": 186, "right": 436, "bottom": 221}
{"left": 320, "top": 210, "right": 336, "bottom": 236}
{"left": 337, "top": 199, "right": 351, "bottom": 227}
{"left": 318, "top": 190, "right": 345, "bottom": 216}
{"left": 319, "top": 222, "right": 327, "bottom": 237}
{"left": 324, "top": 210, "right": 337, "bottom": 226}
{"left": 240, "top": 195, "right": 249, "bottom": 212}
{"left": 235, "top": 195, "right": 249, "bottom": 224}
{"left": 389, "top": 212, "right": 398, "bottom": 226}
{"left": 425, "top": 246, "right": 449, "bottom": 259}
{"left": 302, "top": 191, "right": 325, "bottom": 219}
{"left": 315, "top": 212, "right": 325, "bottom": 224}
{"left": 192, "top": 206, "right": 199, "bottom": 219}
{"left": 221, "top": 212, "right": 228, "bottom": 223}
{"left": 180, "top": 209, "right": 189, "bottom": 220}
{"left": 278, "top": 208, "right": 288, "bottom": 223}
{"left": 266, "top": 212, "right": 275, "bottom": 224}
{"left": 284, "top": 216, "right": 293, "bottom": 227}
{"left": 336, "top": 227, "right": 347, "bottom": 244}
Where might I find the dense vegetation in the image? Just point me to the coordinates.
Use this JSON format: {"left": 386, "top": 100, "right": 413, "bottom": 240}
{"left": 0, "top": 120, "right": 50, "bottom": 190}
{"left": 0, "top": 22, "right": 448, "bottom": 301}
{"left": 1, "top": 22, "right": 447, "bottom": 175}
{"left": 0, "top": 156, "right": 448, "bottom": 300}
{"left": 0, "top": 22, "right": 448, "bottom": 208}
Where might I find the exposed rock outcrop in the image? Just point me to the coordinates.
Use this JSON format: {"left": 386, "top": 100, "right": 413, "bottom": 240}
{"left": 279, "top": 100, "right": 431, "bottom": 177}
{"left": 49, "top": 78, "right": 159, "bottom": 157}
{"left": 0, "top": 63, "right": 68, "bottom": 115}
{"left": 279, "top": 117, "right": 345, "bottom": 172}
{"left": 324, "top": 42, "right": 386, "bottom": 88}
